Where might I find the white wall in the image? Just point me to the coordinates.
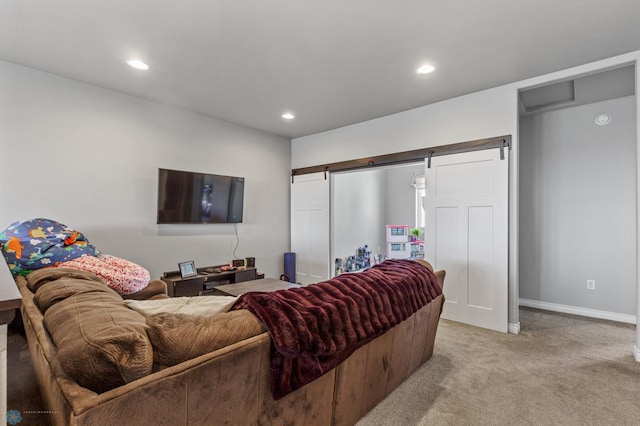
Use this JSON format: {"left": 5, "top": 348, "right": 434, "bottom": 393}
{"left": 519, "top": 96, "right": 636, "bottom": 316}
{"left": 0, "top": 60, "right": 291, "bottom": 280}
{"left": 331, "top": 169, "right": 386, "bottom": 262}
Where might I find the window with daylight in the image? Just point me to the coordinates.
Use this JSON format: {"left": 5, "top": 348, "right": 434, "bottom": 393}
{"left": 414, "top": 175, "right": 426, "bottom": 229}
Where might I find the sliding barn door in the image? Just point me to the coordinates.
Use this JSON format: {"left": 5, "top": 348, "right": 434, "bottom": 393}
{"left": 425, "top": 148, "right": 508, "bottom": 332}
{"left": 291, "top": 172, "right": 330, "bottom": 285}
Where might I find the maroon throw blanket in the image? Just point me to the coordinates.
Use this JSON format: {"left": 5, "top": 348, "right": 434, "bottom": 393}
{"left": 232, "top": 259, "right": 442, "bottom": 399}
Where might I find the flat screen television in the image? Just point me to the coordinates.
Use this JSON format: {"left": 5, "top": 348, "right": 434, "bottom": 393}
{"left": 157, "top": 168, "right": 245, "bottom": 224}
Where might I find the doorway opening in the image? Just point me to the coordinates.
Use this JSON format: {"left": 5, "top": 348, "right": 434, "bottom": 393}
{"left": 331, "top": 162, "right": 424, "bottom": 276}
{"left": 518, "top": 64, "right": 637, "bottom": 324}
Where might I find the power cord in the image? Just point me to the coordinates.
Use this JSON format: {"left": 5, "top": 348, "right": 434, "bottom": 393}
{"left": 232, "top": 222, "right": 241, "bottom": 259}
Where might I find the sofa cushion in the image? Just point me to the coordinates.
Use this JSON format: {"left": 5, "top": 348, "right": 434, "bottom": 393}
{"left": 44, "top": 291, "right": 153, "bottom": 393}
{"left": 33, "top": 269, "right": 117, "bottom": 313}
{"left": 26, "top": 267, "right": 106, "bottom": 293}
{"left": 124, "top": 295, "right": 238, "bottom": 317}
{"left": 146, "top": 310, "right": 266, "bottom": 367}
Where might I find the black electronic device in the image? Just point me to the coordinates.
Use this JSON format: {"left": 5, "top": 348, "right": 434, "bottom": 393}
{"left": 157, "top": 168, "right": 245, "bottom": 224}
{"left": 178, "top": 260, "right": 197, "bottom": 279}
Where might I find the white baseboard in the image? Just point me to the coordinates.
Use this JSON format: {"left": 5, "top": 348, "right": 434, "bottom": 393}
{"left": 508, "top": 322, "right": 521, "bottom": 334}
{"left": 519, "top": 299, "right": 637, "bottom": 325}
{"left": 635, "top": 345, "right": 640, "bottom": 362}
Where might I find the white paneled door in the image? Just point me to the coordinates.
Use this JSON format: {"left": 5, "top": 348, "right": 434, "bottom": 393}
{"left": 425, "top": 148, "right": 509, "bottom": 332}
{"left": 291, "top": 172, "right": 331, "bottom": 285}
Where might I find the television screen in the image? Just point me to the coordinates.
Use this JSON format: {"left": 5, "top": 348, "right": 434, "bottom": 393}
{"left": 157, "top": 168, "right": 244, "bottom": 224}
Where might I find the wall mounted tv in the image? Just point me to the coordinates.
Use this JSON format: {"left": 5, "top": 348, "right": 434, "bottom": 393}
{"left": 157, "top": 168, "right": 244, "bottom": 224}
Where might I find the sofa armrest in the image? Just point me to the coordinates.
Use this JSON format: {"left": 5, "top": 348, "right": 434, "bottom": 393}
{"left": 122, "top": 280, "right": 168, "bottom": 301}
{"left": 435, "top": 270, "right": 446, "bottom": 289}
{"left": 413, "top": 259, "right": 445, "bottom": 289}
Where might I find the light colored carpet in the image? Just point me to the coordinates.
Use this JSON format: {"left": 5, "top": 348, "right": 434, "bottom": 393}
{"left": 358, "top": 307, "right": 640, "bottom": 426}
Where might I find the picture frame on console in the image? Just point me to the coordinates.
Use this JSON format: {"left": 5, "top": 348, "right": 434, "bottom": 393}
{"left": 178, "top": 260, "right": 197, "bottom": 279}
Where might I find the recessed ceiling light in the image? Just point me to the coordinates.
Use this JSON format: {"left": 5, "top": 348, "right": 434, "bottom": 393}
{"left": 595, "top": 113, "right": 611, "bottom": 126}
{"left": 416, "top": 64, "right": 435, "bottom": 75}
{"left": 282, "top": 113, "right": 295, "bottom": 120}
{"left": 127, "top": 59, "right": 149, "bottom": 71}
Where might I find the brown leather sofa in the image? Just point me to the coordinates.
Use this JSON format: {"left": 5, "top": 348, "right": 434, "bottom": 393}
{"left": 16, "top": 262, "right": 444, "bottom": 426}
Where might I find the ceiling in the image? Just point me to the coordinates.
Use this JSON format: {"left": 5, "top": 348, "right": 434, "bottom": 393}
{"left": 1, "top": 1, "right": 640, "bottom": 139}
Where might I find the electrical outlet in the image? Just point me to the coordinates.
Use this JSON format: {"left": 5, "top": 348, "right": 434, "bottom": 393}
{"left": 587, "top": 280, "right": 596, "bottom": 290}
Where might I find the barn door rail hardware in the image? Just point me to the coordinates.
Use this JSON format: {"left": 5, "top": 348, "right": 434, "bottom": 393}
{"left": 291, "top": 134, "right": 511, "bottom": 180}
